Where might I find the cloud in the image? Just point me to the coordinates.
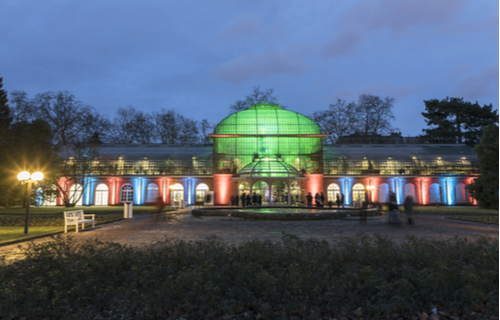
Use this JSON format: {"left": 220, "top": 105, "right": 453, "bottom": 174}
{"left": 323, "top": 0, "right": 471, "bottom": 56}
{"left": 214, "top": 48, "right": 306, "bottom": 83}
{"left": 219, "top": 14, "right": 260, "bottom": 41}
{"left": 451, "top": 65, "right": 499, "bottom": 99}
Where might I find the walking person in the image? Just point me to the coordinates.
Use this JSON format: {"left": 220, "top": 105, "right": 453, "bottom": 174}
{"left": 404, "top": 195, "right": 414, "bottom": 225}
{"left": 306, "top": 192, "right": 313, "bottom": 207}
{"left": 320, "top": 192, "right": 325, "bottom": 207}
{"left": 241, "top": 192, "right": 246, "bottom": 207}
{"left": 336, "top": 194, "right": 341, "bottom": 208}
{"left": 314, "top": 193, "right": 321, "bottom": 207}
{"left": 252, "top": 193, "right": 257, "bottom": 207}
{"left": 341, "top": 193, "right": 345, "bottom": 208}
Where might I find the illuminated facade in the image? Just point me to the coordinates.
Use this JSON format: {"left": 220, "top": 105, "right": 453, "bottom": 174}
{"left": 58, "top": 104, "right": 479, "bottom": 207}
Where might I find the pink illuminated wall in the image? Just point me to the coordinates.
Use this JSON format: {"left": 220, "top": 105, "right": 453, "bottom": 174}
{"left": 213, "top": 174, "right": 233, "bottom": 205}
{"left": 304, "top": 174, "right": 324, "bottom": 197}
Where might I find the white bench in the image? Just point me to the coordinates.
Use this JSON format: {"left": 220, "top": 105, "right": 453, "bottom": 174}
{"left": 64, "top": 210, "right": 95, "bottom": 233}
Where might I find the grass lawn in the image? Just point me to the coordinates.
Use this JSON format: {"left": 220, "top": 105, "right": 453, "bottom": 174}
{"left": 0, "top": 205, "right": 160, "bottom": 214}
{"left": 0, "top": 226, "right": 63, "bottom": 242}
{"left": 0, "top": 205, "right": 169, "bottom": 243}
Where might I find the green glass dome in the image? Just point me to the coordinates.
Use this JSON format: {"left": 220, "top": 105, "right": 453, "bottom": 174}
{"left": 214, "top": 104, "right": 321, "bottom": 135}
{"left": 238, "top": 157, "right": 301, "bottom": 178}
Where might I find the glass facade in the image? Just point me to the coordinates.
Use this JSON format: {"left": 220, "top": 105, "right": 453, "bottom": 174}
{"left": 323, "top": 145, "right": 478, "bottom": 176}
{"left": 61, "top": 106, "right": 478, "bottom": 179}
{"left": 211, "top": 104, "right": 325, "bottom": 174}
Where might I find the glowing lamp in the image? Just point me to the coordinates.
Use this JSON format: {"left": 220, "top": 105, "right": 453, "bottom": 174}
{"left": 17, "top": 171, "right": 30, "bottom": 181}
{"left": 17, "top": 170, "right": 44, "bottom": 235}
{"left": 31, "top": 172, "right": 44, "bottom": 181}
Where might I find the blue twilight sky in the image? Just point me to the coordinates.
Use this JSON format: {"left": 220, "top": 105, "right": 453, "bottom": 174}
{"left": 0, "top": 0, "right": 498, "bottom": 135}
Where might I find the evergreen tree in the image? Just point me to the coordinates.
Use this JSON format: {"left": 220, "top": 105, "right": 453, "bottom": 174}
{"left": 0, "top": 77, "right": 12, "bottom": 133}
{"left": 467, "top": 124, "right": 499, "bottom": 209}
{"left": 421, "top": 97, "right": 498, "bottom": 146}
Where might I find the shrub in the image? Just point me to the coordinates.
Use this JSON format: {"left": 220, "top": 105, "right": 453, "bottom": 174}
{"left": 0, "top": 234, "right": 497, "bottom": 319}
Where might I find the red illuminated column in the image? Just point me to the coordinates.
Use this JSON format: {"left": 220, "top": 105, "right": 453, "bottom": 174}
{"left": 56, "top": 177, "right": 67, "bottom": 206}
{"left": 304, "top": 174, "right": 324, "bottom": 198}
{"left": 164, "top": 178, "right": 171, "bottom": 204}
{"left": 213, "top": 174, "right": 233, "bottom": 205}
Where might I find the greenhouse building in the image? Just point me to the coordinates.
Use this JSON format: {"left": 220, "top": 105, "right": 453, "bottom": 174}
{"left": 57, "top": 104, "right": 479, "bottom": 207}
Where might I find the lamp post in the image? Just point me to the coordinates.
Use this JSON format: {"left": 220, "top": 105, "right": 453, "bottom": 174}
{"left": 17, "top": 171, "right": 44, "bottom": 234}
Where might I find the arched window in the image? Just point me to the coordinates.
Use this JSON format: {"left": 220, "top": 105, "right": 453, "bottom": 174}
{"left": 69, "top": 184, "right": 83, "bottom": 206}
{"left": 455, "top": 183, "right": 468, "bottom": 204}
{"left": 239, "top": 182, "right": 250, "bottom": 196}
{"left": 429, "top": 183, "right": 441, "bottom": 204}
{"left": 195, "top": 183, "right": 209, "bottom": 202}
{"left": 146, "top": 183, "right": 159, "bottom": 203}
{"left": 252, "top": 181, "right": 269, "bottom": 204}
{"left": 404, "top": 183, "right": 416, "bottom": 201}
{"left": 95, "top": 184, "right": 109, "bottom": 206}
{"left": 170, "top": 183, "right": 184, "bottom": 203}
{"left": 352, "top": 183, "right": 366, "bottom": 206}
{"left": 121, "top": 184, "right": 134, "bottom": 203}
{"left": 271, "top": 181, "right": 287, "bottom": 204}
{"left": 378, "top": 183, "right": 389, "bottom": 203}
{"left": 327, "top": 183, "right": 340, "bottom": 202}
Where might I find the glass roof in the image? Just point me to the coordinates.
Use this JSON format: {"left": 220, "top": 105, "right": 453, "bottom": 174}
{"left": 238, "top": 157, "right": 301, "bottom": 178}
{"left": 213, "top": 104, "right": 322, "bottom": 135}
{"left": 323, "top": 144, "right": 478, "bottom": 162}
{"left": 87, "top": 144, "right": 213, "bottom": 160}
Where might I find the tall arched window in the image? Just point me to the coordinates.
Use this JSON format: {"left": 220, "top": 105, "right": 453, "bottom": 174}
{"left": 252, "top": 181, "right": 269, "bottom": 204}
{"left": 121, "top": 184, "right": 134, "bottom": 203}
{"left": 378, "top": 183, "right": 389, "bottom": 203}
{"left": 95, "top": 184, "right": 109, "bottom": 206}
{"left": 352, "top": 183, "right": 366, "bottom": 206}
{"left": 404, "top": 183, "right": 416, "bottom": 201}
{"left": 271, "top": 181, "right": 287, "bottom": 204}
{"left": 327, "top": 183, "right": 340, "bottom": 202}
{"left": 195, "top": 183, "right": 209, "bottom": 202}
{"left": 170, "top": 183, "right": 184, "bottom": 203}
{"left": 455, "top": 183, "right": 468, "bottom": 204}
{"left": 146, "top": 183, "right": 159, "bottom": 203}
{"left": 429, "top": 183, "right": 441, "bottom": 204}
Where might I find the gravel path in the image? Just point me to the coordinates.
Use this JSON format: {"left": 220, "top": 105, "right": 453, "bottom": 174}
{"left": 1, "top": 209, "right": 497, "bottom": 262}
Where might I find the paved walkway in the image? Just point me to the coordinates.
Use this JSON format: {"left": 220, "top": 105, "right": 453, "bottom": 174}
{"left": 1, "top": 209, "right": 497, "bottom": 262}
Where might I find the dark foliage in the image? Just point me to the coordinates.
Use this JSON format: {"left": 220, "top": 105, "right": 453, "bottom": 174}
{"left": 1, "top": 235, "right": 497, "bottom": 319}
{"left": 467, "top": 124, "right": 499, "bottom": 209}
{"left": 421, "top": 97, "right": 498, "bottom": 146}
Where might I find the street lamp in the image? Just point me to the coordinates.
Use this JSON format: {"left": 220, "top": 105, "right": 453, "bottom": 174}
{"left": 17, "top": 171, "right": 44, "bottom": 234}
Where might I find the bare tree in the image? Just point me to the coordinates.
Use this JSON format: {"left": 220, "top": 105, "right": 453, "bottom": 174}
{"left": 113, "top": 107, "right": 155, "bottom": 144}
{"left": 178, "top": 116, "right": 199, "bottom": 144}
{"left": 8, "top": 90, "right": 35, "bottom": 124}
{"left": 355, "top": 94, "right": 396, "bottom": 139}
{"left": 199, "top": 119, "right": 213, "bottom": 144}
{"left": 154, "top": 109, "right": 200, "bottom": 145}
{"left": 312, "top": 99, "right": 357, "bottom": 144}
{"left": 51, "top": 140, "right": 99, "bottom": 207}
{"left": 32, "top": 91, "right": 92, "bottom": 151}
{"left": 154, "top": 109, "right": 178, "bottom": 144}
{"left": 229, "top": 86, "right": 282, "bottom": 114}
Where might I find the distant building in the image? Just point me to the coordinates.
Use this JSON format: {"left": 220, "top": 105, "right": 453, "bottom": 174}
{"left": 57, "top": 104, "right": 478, "bottom": 207}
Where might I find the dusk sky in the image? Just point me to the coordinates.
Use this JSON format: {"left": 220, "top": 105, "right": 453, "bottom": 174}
{"left": 1, "top": 0, "right": 498, "bottom": 136}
